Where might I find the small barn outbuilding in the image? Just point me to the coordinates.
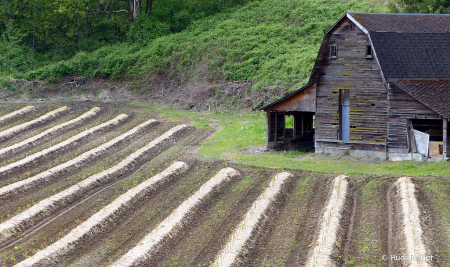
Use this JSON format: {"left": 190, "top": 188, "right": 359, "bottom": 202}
{"left": 262, "top": 12, "right": 450, "bottom": 161}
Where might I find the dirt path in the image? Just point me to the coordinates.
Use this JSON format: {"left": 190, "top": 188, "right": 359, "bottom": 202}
{"left": 343, "top": 187, "right": 359, "bottom": 265}
{"left": 387, "top": 183, "right": 394, "bottom": 267}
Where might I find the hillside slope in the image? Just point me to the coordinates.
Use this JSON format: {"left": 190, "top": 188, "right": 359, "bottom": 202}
{"left": 5, "top": 0, "right": 385, "bottom": 109}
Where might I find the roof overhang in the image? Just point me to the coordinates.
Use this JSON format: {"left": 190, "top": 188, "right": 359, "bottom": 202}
{"left": 260, "top": 83, "right": 315, "bottom": 111}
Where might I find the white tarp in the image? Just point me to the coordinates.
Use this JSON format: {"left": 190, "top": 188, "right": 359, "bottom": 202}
{"left": 413, "top": 130, "right": 429, "bottom": 157}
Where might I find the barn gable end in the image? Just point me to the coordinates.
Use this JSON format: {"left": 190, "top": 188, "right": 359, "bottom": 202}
{"left": 262, "top": 12, "right": 450, "bottom": 161}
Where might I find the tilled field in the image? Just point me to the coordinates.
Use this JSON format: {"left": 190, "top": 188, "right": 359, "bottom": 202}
{"left": 0, "top": 103, "right": 448, "bottom": 267}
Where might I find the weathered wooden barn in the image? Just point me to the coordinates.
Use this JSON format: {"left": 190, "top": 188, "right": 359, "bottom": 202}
{"left": 262, "top": 12, "right": 450, "bottom": 161}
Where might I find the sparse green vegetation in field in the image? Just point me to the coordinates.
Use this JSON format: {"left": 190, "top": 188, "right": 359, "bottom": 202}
{"left": 350, "top": 179, "right": 387, "bottom": 267}
{"left": 147, "top": 104, "right": 450, "bottom": 177}
{"left": 422, "top": 179, "right": 450, "bottom": 265}
{"left": 0, "top": 103, "right": 449, "bottom": 267}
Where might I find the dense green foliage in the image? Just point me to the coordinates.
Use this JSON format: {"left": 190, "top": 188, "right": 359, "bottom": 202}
{"left": 0, "top": 0, "right": 254, "bottom": 75}
{"left": 388, "top": 0, "right": 450, "bottom": 13}
{"left": 3, "top": 0, "right": 385, "bottom": 92}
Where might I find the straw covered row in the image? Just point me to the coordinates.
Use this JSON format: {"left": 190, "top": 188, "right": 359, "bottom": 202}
{"left": 395, "top": 177, "right": 430, "bottom": 267}
{"left": 212, "top": 171, "right": 293, "bottom": 267}
{"left": 305, "top": 175, "right": 348, "bottom": 267}
{"left": 0, "top": 106, "right": 35, "bottom": 126}
{"left": 14, "top": 162, "right": 189, "bottom": 267}
{"left": 0, "top": 114, "right": 128, "bottom": 178}
{"left": 112, "top": 167, "right": 240, "bottom": 267}
{"left": 0, "top": 118, "right": 158, "bottom": 200}
{"left": 0, "top": 106, "right": 69, "bottom": 142}
{"left": 0, "top": 124, "right": 188, "bottom": 245}
{"left": 0, "top": 107, "right": 101, "bottom": 159}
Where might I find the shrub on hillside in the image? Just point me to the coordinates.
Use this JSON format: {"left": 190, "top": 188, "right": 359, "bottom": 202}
{"left": 24, "top": 0, "right": 385, "bottom": 90}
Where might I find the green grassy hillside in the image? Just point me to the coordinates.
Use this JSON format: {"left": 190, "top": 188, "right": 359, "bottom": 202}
{"left": 4, "top": 0, "right": 386, "bottom": 106}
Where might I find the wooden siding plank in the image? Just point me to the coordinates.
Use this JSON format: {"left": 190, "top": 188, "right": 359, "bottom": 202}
{"left": 315, "top": 18, "right": 387, "bottom": 143}
{"left": 387, "top": 85, "right": 441, "bottom": 153}
{"left": 265, "top": 84, "right": 316, "bottom": 112}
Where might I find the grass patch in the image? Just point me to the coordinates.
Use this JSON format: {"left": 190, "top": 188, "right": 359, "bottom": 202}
{"left": 236, "top": 153, "right": 450, "bottom": 176}
{"left": 145, "top": 104, "right": 450, "bottom": 177}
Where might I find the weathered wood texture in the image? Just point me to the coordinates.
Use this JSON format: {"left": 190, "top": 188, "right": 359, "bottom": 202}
{"left": 265, "top": 84, "right": 316, "bottom": 112}
{"left": 316, "top": 139, "right": 386, "bottom": 151}
{"left": 267, "top": 111, "right": 285, "bottom": 144}
{"left": 387, "top": 84, "right": 441, "bottom": 153}
{"left": 315, "top": 18, "right": 388, "bottom": 143}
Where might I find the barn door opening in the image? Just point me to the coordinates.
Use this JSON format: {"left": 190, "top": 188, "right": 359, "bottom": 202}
{"left": 409, "top": 119, "right": 443, "bottom": 157}
{"left": 339, "top": 89, "right": 350, "bottom": 141}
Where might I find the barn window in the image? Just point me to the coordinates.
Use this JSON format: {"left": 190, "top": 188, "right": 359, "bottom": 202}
{"left": 330, "top": 45, "right": 338, "bottom": 58}
{"left": 365, "top": 45, "right": 372, "bottom": 58}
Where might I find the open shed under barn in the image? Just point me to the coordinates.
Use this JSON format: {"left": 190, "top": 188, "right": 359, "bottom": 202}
{"left": 261, "top": 84, "right": 316, "bottom": 150}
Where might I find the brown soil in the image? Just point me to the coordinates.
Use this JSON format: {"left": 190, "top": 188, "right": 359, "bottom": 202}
{"left": 0, "top": 107, "right": 161, "bottom": 185}
{"left": 0, "top": 106, "right": 38, "bottom": 129}
{"left": 0, "top": 103, "right": 447, "bottom": 267}
{"left": 409, "top": 179, "right": 441, "bottom": 266}
{"left": 0, "top": 121, "right": 177, "bottom": 220}
{"left": 3, "top": 76, "right": 290, "bottom": 112}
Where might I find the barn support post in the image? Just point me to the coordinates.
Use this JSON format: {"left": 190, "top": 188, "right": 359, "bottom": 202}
{"left": 301, "top": 112, "right": 304, "bottom": 135}
{"left": 266, "top": 111, "right": 270, "bottom": 145}
{"left": 274, "top": 112, "right": 278, "bottom": 141}
{"left": 293, "top": 112, "right": 297, "bottom": 140}
{"left": 444, "top": 119, "right": 449, "bottom": 158}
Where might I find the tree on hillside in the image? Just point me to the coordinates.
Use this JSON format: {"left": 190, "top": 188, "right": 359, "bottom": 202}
{"left": 389, "top": 0, "right": 450, "bottom": 13}
{"left": 0, "top": 0, "right": 256, "bottom": 76}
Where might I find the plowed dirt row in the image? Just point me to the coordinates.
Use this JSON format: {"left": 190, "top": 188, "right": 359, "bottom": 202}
{"left": 0, "top": 106, "right": 56, "bottom": 133}
{"left": 0, "top": 106, "right": 85, "bottom": 152}
{"left": 0, "top": 124, "right": 203, "bottom": 266}
{"left": 0, "top": 109, "right": 125, "bottom": 167}
{"left": 0, "top": 125, "right": 191, "bottom": 245}
{"left": 0, "top": 107, "right": 101, "bottom": 160}
{"left": 251, "top": 173, "right": 337, "bottom": 266}
{"left": 0, "top": 106, "right": 69, "bottom": 143}
{"left": 0, "top": 113, "right": 128, "bottom": 181}
{"left": 0, "top": 103, "right": 447, "bottom": 267}
{"left": 0, "top": 122, "right": 177, "bottom": 222}
{"left": 0, "top": 106, "right": 35, "bottom": 128}
{"left": 0, "top": 110, "right": 161, "bottom": 187}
